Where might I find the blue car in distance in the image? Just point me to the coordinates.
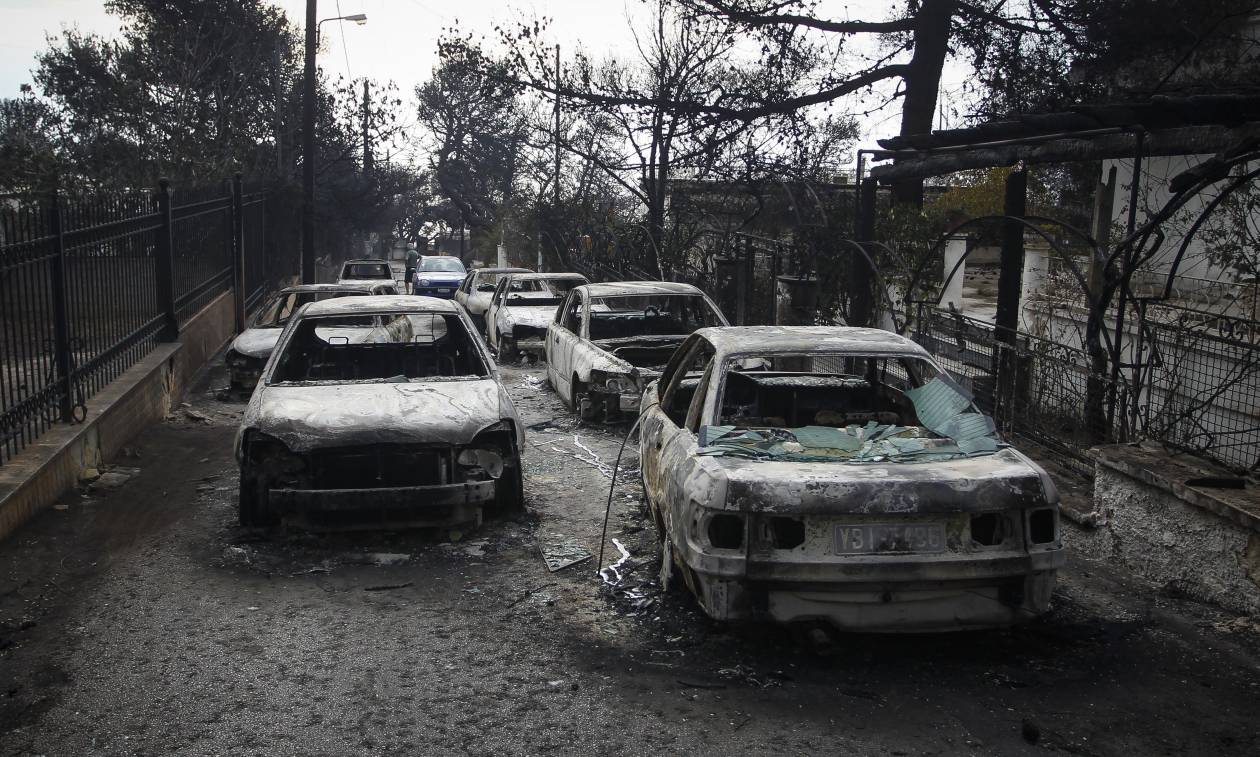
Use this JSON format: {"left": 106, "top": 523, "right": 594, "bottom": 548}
{"left": 412, "top": 256, "right": 467, "bottom": 299}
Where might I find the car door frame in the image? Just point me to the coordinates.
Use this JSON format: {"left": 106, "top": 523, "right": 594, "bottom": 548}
{"left": 546, "top": 288, "right": 585, "bottom": 402}
{"left": 486, "top": 277, "right": 513, "bottom": 350}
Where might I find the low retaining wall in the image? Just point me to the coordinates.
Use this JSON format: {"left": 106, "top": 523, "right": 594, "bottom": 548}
{"left": 0, "top": 291, "right": 236, "bottom": 542}
{"left": 1066, "top": 444, "right": 1260, "bottom": 615}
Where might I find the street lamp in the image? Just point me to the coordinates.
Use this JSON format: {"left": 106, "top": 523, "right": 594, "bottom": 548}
{"left": 302, "top": 3, "right": 368, "bottom": 284}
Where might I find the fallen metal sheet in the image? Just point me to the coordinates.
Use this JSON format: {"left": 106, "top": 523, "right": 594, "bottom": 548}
{"left": 540, "top": 536, "right": 592, "bottom": 572}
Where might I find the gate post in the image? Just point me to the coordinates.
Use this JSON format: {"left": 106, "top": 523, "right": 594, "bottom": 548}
{"left": 47, "top": 189, "right": 75, "bottom": 422}
{"left": 154, "top": 179, "right": 179, "bottom": 341}
{"left": 848, "top": 178, "right": 878, "bottom": 327}
{"left": 231, "top": 174, "right": 245, "bottom": 333}
{"left": 993, "top": 167, "right": 1027, "bottom": 426}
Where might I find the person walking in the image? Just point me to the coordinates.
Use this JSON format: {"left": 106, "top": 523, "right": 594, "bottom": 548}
{"left": 404, "top": 242, "right": 421, "bottom": 294}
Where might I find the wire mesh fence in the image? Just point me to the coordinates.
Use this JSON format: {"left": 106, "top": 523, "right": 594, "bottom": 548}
{"left": 0, "top": 180, "right": 281, "bottom": 467}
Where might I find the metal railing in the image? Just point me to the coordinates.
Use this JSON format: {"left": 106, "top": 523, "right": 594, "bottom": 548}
{"left": 0, "top": 178, "right": 276, "bottom": 466}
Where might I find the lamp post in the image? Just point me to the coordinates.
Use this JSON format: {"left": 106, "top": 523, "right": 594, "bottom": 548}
{"left": 301, "top": 3, "right": 367, "bottom": 284}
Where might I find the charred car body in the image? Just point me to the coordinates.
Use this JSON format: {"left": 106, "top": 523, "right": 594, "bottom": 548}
{"left": 486, "top": 272, "right": 588, "bottom": 361}
{"left": 235, "top": 295, "right": 524, "bottom": 529}
{"left": 639, "top": 326, "right": 1064, "bottom": 632}
{"left": 454, "top": 267, "right": 532, "bottom": 333}
{"left": 335, "top": 258, "right": 396, "bottom": 287}
{"left": 225, "top": 283, "right": 396, "bottom": 392}
{"left": 546, "top": 282, "right": 727, "bottom": 422}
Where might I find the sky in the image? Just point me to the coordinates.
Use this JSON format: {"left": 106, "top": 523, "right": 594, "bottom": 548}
{"left": 0, "top": 0, "right": 969, "bottom": 151}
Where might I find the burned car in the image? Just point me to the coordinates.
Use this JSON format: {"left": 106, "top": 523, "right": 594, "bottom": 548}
{"left": 486, "top": 272, "right": 588, "bottom": 361}
{"left": 546, "top": 281, "right": 727, "bottom": 421}
{"left": 225, "top": 282, "right": 395, "bottom": 392}
{"left": 639, "top": 326, "right": 1064, "bottom": 631}
{"left": 335, "top": 258, "right": 395, "bottom": 287}
{"left": 454, "top": 266, "right": 532, "bottom": 333}
{"left": 235, "top": 295, "right": 524, "bottom": 529}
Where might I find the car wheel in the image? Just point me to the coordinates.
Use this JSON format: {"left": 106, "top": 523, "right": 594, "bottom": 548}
{"left": 659, "top": 538, "right": 682, "bottom": 593}
{"left": 499, "top": 338, "right": 518, "bottom": 363}
{"left": 494, "top": 450, "right": 525, "bottom": 510}
{"left": 572, "top": 377, "right": 597, "bottom": 421}
{"left": 238, "top": 465, "right": 275, "bottom": 527}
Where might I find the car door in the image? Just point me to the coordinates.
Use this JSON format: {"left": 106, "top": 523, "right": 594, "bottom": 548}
{"left": 640, "top": 335, "right": 702, "bottom": 500}
{"left": 486, "top": 279, "right": 511, "bottom": 348}
{"left": 546, "top": 289, "right": 584, "bottom": 402}
{"left": 454, "top": 273, "right": 474, "bottom": 308}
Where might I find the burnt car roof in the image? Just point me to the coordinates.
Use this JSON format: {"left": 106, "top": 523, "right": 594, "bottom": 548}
{"left": 695, "top": 326, "right": 930, "bottom": 358}
{"left": 301, "top": 295, "right": 462, "bottom": 317}
{"left": 581, "top": 281, "right": 703, "bottom": 297}
{"left": 277, "top": 283, "right": 386, "bottom": 294}
{"left": 500, "top": 272, "right": 587, "bottom": 282}
{"left": 472, "top": 267, "right": 532, "bottom": 276}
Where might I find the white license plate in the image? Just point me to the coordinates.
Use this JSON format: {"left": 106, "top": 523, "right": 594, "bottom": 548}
{"left": 437, "top": 288, "right": 451, "bottom": 294}
{"left": 834, "top": 523, "right": 945, "bottom": 554}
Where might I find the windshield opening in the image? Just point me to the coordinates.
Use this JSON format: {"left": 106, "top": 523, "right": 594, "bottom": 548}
{"left": 255, "top": 290, "right": 370, "bottom": 328}
{"left": 341, "top": 262, "right": 391, "bottom": 279}
{"left": 271, "top": 312, "right": 489, "bottom": 384}
{"left": 419, "top": 257, "right": 466, "bottom": 273}
{"left": 505, "top": 277, "right": 584, "bottom": 307}
{"left": 587, "top": 294, "right": 722, "bottom": 340}
{"left": 703, "top": 353, "right": 999, "bottom": 463}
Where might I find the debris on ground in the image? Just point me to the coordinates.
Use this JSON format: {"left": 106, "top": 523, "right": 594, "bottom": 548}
{"left": 540, "top": 536, "right": 591, "bottom": 571}
{"left": 364, "top": 582, "right": 413, "bottom": 592}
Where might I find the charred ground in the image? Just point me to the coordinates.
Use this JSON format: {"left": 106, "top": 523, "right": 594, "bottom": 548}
{"left": 0, "top": 357, "right": 1258, "bottom": 755}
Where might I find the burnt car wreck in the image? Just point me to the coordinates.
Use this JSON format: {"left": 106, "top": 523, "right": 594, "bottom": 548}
{"left": 638, "top": 326, "right": 1064, "bottom": 631}
{"left": 546, "top": 281, "right": 728, "bottom": 422}
{"left": 235, "top": 296, "right": 524, "bottom": 530}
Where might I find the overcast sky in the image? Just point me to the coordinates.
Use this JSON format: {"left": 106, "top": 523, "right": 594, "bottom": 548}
{"left": 0, "top": 0, "right": 967, "bottom": 151}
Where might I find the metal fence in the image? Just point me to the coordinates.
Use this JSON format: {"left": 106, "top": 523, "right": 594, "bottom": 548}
{"left": 0, "top": 178, "right": 276, "bottom": 466}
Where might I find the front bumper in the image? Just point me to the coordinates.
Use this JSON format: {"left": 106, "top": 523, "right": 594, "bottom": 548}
{"left": 227, "top": 355, "right": 265, "bottom": 390}
{"left": 413, "top": 282, "right": 460, "bottom": 298}
{"left": 268, "top": 480, "right": 495, "bottom": 529}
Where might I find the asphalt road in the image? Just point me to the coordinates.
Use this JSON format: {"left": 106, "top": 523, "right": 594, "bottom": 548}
{"left": 1, "top": 356, "right": 1259, "bottom": 756}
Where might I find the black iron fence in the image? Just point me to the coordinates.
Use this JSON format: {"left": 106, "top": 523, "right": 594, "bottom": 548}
{"left": 0, "top": 178, "right": 279, "bottom": 466}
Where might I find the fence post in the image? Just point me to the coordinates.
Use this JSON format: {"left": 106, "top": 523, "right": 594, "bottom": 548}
{"left": 993, "top": 167, "right": 1028, "bottom": 427}
{"left": 154, "top": 179, "right": 179, "bottom": 341}
{"left": 231, "top": 174, "right": 245, "bottom": 333}
{"left": 47, "top": 189, "right": 75, "bottom": 423}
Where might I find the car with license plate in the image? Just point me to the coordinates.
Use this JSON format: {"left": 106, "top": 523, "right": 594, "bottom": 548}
{"left": 638, "top": 325, "right": 1064, "bottom": 631}
{"left": 454, "top": 266, "right": 533, "bottom": 333}
{"left": 545, "top": 281, "right": 727, "bottom": 422}
{"left": 336, "top": 258, "right": 395, "bottom": 286}
{"left": 486, "top": 272, "right": 588, "bottom": 361}
{"left": 224, "top": 282, "right": 396, "bottom": 392}
{"left": 235, "top": 295, "right": 524, "bottom": 529}
{"left": 411, "top": 255, "right": 467, "bottom": 300}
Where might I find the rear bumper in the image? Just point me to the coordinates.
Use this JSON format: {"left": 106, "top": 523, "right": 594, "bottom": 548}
{"left": 677, "top": 542, "right": 1064, "bottom": 631}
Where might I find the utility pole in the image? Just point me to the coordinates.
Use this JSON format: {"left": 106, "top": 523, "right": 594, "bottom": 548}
{"left": 273, "top": 38, "right": 286, "bottom": 176}
{"left": 362, "top": 79, "right": 373, "bottom": 173}
{"left": 553, "top": 44, "right": 561, "bottom": 208}
{"left": 301, "top": 0, "right": 317, "bottom": 284}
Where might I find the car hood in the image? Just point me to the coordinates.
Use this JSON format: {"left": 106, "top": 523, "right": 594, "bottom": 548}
{"left": 244, "top": 379, "right": 514, "bottom": 453}
{"left": 704, "top": 448, "right": 1053, "bottom": 514}
{"left": 502, "top": 306, "right": 556, "bottom": 330}
{"left": 231, "top": 328, "right": 282, "bottom": 359}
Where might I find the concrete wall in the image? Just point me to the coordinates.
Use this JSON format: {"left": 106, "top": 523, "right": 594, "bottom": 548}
{"left": 0, "top": 291, "right": 236, "bottom": 543}
{"left": 1066, "top": 444, "right": 1260, "bottom": 616}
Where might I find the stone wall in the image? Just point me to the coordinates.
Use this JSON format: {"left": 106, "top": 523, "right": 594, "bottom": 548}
{"left": 1066, "top": 444, "right": 1260, "bottom": 616}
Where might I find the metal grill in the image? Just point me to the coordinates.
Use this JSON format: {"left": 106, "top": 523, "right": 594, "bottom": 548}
{"left": 1, "top": 179, "right": 278, "bottom": 466}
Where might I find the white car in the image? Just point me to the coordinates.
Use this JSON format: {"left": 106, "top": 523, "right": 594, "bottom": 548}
{"left": 639, "top": 325, "right": 1064, "bottom": 631}
{"left": 225, "top": 282, "right": 396, "bottom": 391}
{"left": 486, "top": 272, "right": 588, "bottom": 361}
{"left": 545, "top": 281, "right": 727, "bottom": 422}
{"left": 453, "top": 266, "right": 532, "bottom": 332}
{"left": 335, "top": 258, "right": 395, "bottom": 287}
{"left": 235, "top": 295, "right": 524, "bottom": 529}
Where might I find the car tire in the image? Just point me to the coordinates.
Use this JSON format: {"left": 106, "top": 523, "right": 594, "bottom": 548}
{"left": 494, "top": 445, "right": 525, "bottom": 510}
{"left": 572, "top": 377, "right": 597, "bottom": 421}
{"left": 499, "top": 338, "right": 518, "bottom": 364}
{"left": 238, "top": 466, "right": 274, "bottom": 527}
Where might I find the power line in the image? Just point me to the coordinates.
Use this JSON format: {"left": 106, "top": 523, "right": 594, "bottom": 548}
{"left": 335, "top": 0, "right": 353, "bottom": 81}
